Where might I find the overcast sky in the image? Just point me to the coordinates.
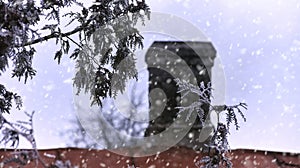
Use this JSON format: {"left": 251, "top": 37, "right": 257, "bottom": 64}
{"left": 1, "top": 0, "right": 300, "bottom": 153}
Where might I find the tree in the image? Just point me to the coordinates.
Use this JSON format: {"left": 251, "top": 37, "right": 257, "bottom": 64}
{"left": 0, "top": 0, "right": 150, "bottom": 106}
{"left": 0, "top": 0, "right": 150, "bottom": 167}
{"left": 0, "top": 0, "right": 248, "bottom": 167}
{"left": 65, "top": 82, "right": 148, "bottom": 149}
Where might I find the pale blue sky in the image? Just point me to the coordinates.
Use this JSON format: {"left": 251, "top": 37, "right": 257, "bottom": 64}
{"left": 1, "top": 0, "right": 299, "bottom": 152}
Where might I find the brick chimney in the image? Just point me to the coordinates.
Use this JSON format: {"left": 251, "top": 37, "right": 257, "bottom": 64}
{"left": 144, "top": 41, "right": 216, "bottom": 150}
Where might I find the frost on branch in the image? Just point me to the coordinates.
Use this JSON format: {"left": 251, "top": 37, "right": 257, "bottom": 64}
{"left": 0, "top": 111, "right": 47, "bottom": 167}
{"left": 69, "top": 0, "right": 150, "bottom": 106}
{"left": 0, "top": 110, "right": 77, "bottom": 167}
{"left": 0, "top": 84, "right": 22, "bottom": 114}
{"left": 174, "top": 78, "right": 212, "bottom": 125}
{"left": 174, "top": 79, "right": 247, "bottom": 168}
{"left": 223, "top": 103, "right": 247, "bottom": 130}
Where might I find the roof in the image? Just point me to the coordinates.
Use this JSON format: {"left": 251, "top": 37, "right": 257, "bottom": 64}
{"left": 0, "top": 147, "right": 299, "bottom": 167}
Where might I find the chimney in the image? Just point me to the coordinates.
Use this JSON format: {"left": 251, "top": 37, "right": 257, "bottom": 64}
{"left": 144, "top": 41, "right": 216, "bottom": 150}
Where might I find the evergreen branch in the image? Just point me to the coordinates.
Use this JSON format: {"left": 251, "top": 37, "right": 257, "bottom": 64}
{"left": 17, "top": 0, "right": 150, "bottom": 48}
{"left": 17, "top": 23, "right": 89, "bottom": 47}
{"left": 64, "top": 35, "right": 82, "bottom": 49}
